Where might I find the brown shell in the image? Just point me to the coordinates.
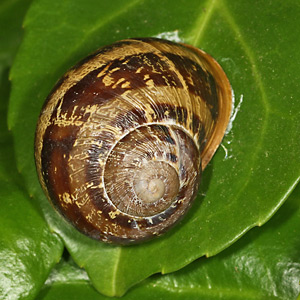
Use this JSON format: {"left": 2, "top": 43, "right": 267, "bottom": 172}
{"left": 34, "top": 38, "right": 232, "bottom": 244}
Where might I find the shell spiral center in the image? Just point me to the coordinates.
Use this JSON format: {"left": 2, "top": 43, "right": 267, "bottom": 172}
{"left": 104, "top": 125, "right": 182, "bottom": 217}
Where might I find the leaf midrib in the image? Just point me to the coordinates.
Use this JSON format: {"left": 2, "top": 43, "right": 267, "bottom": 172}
{"left": 192, "top": 0, "right": 272, "bottom": 222}
{"left": 111, "top": 246, "right": 122, "bottom": 295}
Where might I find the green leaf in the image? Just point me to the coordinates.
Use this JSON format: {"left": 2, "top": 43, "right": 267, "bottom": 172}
{"left": 0, "top": 178, "right": 64, "bottom": 300}
{"left": 7, "top": 0, "right": 300, "bottom": 296}
{"left": 0, "top": 1, "right": 64, "bottom": 299}
{"left": 39, "top": 184, "right": 300, "bottom": 299}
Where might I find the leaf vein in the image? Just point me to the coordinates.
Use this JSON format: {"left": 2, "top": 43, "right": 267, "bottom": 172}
{"left": 218, "top": 1, "right": 271, "bottom": 205}
{"left": 189, "top": 0, "right": 218, "bottom": 46}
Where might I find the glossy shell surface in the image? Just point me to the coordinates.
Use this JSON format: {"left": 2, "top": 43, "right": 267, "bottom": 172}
{"left": 35, "top": 38, "right": 232, "bottom": 244}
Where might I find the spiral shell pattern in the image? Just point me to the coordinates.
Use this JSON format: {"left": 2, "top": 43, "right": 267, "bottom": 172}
{"left": 35, "top": 38, "right": 232, "bottom": 244}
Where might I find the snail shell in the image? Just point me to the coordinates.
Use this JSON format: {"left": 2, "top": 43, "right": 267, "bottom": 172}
{"left": 35, "top": 38, "right": 232, "bottom": 244}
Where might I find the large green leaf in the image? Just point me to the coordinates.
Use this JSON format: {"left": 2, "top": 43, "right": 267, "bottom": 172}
{"left": 7, "top": 0, "right": 300, "bottom": 297}
{"left": 0, "top": 1, "right": 64, "bottom": 299}
{"left": 39, "top": 184, "right": 300, "bottom": 299}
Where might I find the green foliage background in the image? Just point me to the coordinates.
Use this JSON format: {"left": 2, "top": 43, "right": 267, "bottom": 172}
{"left": 0, "top": 0, "right": 299, "bottom": 299}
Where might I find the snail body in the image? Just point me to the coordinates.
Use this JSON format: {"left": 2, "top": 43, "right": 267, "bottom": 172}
{"left": 35, "top": 38, "right": 232, "bottom": 244}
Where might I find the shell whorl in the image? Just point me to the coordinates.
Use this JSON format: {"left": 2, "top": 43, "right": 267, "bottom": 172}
{"left": 35, "top": 38, "right": 232, "bottom": 244}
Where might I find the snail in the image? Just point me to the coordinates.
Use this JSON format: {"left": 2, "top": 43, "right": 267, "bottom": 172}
{"left": 34, "top": 37, "right": 232, "bottom": 245}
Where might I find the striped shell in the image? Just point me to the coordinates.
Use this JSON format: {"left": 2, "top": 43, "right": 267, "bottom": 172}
{"left": 35, "top": 38, "right": 232, "bottom": 244}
